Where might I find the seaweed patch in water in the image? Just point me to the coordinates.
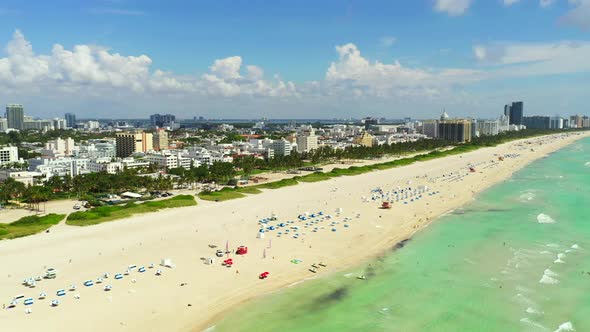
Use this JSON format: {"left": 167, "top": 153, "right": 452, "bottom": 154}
{"left": 311, "top": 287, "right": 350, "bottom": 309}
{"left": 394, "top": 238, "right": 411, "bottom": 250}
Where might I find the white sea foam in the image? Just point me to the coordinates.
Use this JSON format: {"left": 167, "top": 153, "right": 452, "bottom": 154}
{"left": 514, "top": 293, "right": 537, "bottom": 307}
{"left": 540, "top": 250, "right": 552, "bottom": 255}
{"left": 526, "top": 307, "right": 544, "bottom": 315}
{"left": 287, "top": 276, "right": 317, "bottom": 287}
{"left": 571, "top": 244, "right": 580, "bottom": 249}
{"left": 519, "top": 191, "right": 536, "bottom": 202}
{"left": 554, "top": 322, "right": 575, "bottom": 332}
{"left": 520, "top": 317, "right": 548, "bottom": 330}
{"left": 585, "top": 161, "right": 590, "bottom": 167}
{"left": 539, "top": 274, "right": 559, "bottom": 285}
{"left": 537, "top": 213, "right": 556, "bottom": 224}
{"left": 544, "top": 269, "right": 558, "bottom": 277}
{"left": 565, "top": 249, "right": 572, "bottom": 253}
{"left": 546, "top": 243, "right": 560, "bottom": 248}
{"left": 554, "top": 253, "right": 566, "bottom": 264}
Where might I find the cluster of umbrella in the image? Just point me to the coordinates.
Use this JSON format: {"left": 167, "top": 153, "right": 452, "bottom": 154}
{"left": 257, "top": 208, "right": 358, "bottom": 239}
{"left": 365, "top": 186, "right": 437, "bottom": 205}
{"left": 6, "top": 262, "right": 167, "bottom": 313}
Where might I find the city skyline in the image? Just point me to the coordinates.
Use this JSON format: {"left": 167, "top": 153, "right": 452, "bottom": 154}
{"left": 0, "top": 1, "right": 588, "bottom": 119}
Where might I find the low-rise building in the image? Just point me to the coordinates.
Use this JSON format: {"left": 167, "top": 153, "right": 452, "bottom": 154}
{"left": 0, "top": 170, "right": 43, "bottom": 186}
{"left": 0, "top": 146, "right": 19, "bottom": 165}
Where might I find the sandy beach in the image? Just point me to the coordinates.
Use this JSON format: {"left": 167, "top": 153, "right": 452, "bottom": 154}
{"left": 0, "top": 132, "right": 587, "bottom": 332}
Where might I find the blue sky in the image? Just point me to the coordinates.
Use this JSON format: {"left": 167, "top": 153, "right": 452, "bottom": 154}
{"left": 0, "top": 0, "right": 589, "bottom": 119}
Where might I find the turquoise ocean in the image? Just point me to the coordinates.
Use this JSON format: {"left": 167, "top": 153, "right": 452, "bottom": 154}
{"left": 213, "top": 138, "right": 590, "bottom": 332}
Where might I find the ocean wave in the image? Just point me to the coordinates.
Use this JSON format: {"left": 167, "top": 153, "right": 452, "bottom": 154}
{"left": 539, "top": 274, "right": 559, "bottom": 285}
{"left": 554, "top": 253, "right": 566, "bottom": 264}
{"left": 546, "top": 243, "right": 560, "bottom": 248}
{"left": 287, "top": 276, "right": 317, "bottom": 287}
{"left": 544, "top": 269, "right": 558, "bottom": 277}
{"left": 585, "top": 162, "right": 590, "bottom": 167}
{"left": 520, "top": 317, "right": 548, "bottom": 331}
{"left": 378, "top": 307, "right": 391, "bottom": 315}
{"left": 540, "top": 250, "right": 552, "bottom": 255}
{"left": 526, "top": 307, "right": 544, "bottom": 315}
{"left": 514, "top": 293, "right": 538, "bottom": 307}
{"left": 519, "top": 191, "right": 536, "bottom": 202}
{"left": 516, "top": 285, "right": 533, "bottom": 294}
{"left": 571, "top": 244, "right": 580, "bottom": 249}
{"left": 537, "top": 213, "right": 556, "bottom": 224}
{"left": 554, "top": 322, "right": 575, "bottom": 332}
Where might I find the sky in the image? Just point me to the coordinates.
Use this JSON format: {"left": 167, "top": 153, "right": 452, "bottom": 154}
{"left": 0, "top": 0, "right": 589, "bottom": 120}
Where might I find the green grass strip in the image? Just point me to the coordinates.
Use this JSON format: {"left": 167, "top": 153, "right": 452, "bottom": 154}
{"left": 0, "top": 214, "right": 66, "bottom": 240}
{"left": 66, "top": 195, "right": 197, "bottom": 226}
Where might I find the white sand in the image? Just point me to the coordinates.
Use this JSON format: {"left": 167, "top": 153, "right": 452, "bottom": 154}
{"left": 0, "top": 132, "right": 586, "bottom": 332}
{"left": 0, "top": 199, "right": 82, "bottom": 224}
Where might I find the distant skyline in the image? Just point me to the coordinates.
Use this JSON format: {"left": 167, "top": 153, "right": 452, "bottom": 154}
{"left": 0, "top": 0, "right": 589, "bottom": 119}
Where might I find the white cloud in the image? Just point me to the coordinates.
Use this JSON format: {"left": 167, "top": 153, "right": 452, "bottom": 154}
{"left": 503, "top": 0, "right": 521, "bottom": 6}
{"left": 472, "top": 41, "right": 590, "bottom": 78}
{"left": 434, "top": 0, "right": 472, "bottom": 16}
{"left": 561, "top": 0, "right": 590, "bottom": 30}
{"left": 539, "top": 0, "right": 554, "bottom": 7}
{"left": 472, "top": 46, "right": 487, "bottom": 61}
{"left": 1, "top": 30, "right": 589, "bottom": 119}
{"left": 379, "top": 36, "right": 397, "bottom": 47}
{"left": 201, "top": 56, "right": 296, "bottom": 97}
{"left": 324, "top": 43, "right": 482, "bottom": 98}
{"left": 0, "top": 30, "right": 295, "bottom": 98}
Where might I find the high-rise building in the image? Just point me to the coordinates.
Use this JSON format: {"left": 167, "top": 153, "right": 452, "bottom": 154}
{"left": 152, "top": 128, "right": 169, "bottom": 151}
{"left": 115, "top": 131, "right": 154, "bottom": 157}
{"left": 476, "top": 120, "right": 500, "bottom": 136}
{"left": 269, "top": 138, "right": 292, "bottom": 156}
{"left": 421, "top": 120, "right": 439, "bottom": 138}
{"left": 361, "top": 117, "right": 379, "bottom": 130}
{"left": 549, "top": 117, "right": 564, "bottom": 129}
{"left": 0, "top": 117, "right": 7, "bottom": 131}
{"left": 570, "top": 115, "right": 583, "bottom": 128}
{"left": 354, "top": 131, "right": 374, "bottom": 147}
{"left": 6, "top": 104, "right": 24, "bottom": 130}
{"left": 438, "top": 120, "right": 472, "bottom": 143}
{"left": 523, "top": 116, "right": 550, "bottom": 129}
{"left": 65, "top": 113, "right": 77, "bottom": 128}
{"left": 150, "top": 113, "right": 176, "bottom": 127}
{"left": 53, "top": 118, "right": 67, "bottom": 130}
{"left": 296, "top": 129, "right": 318, "bottom": 153}
{"left": 509, "top": 101, "right": 524, "bottom": 126}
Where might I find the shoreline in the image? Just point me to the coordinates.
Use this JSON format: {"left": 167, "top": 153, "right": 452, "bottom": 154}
{"left": 195, "top": 132, "right": 588, "bottom": 332}
{"left": 0, "top": 132, "right": 587, "bottom": 332}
